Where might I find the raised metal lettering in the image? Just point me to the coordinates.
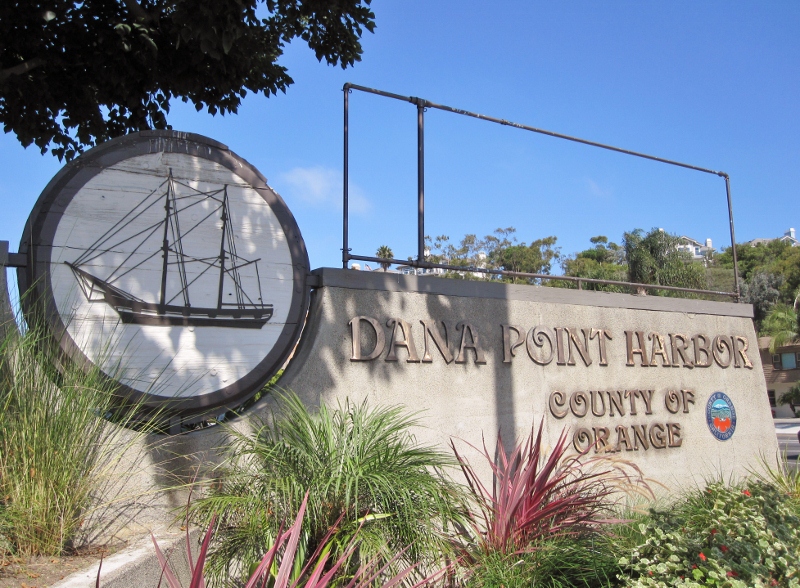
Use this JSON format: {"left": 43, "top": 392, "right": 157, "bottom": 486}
{"left": 649, "top": 333, "right": 671, "bottom": 367}
{"left": 349, "top": 316, "right": 385, "bottom": 361}
{"left": 526, "top": 326, "right": 555, "bottom": 365}
{"left": 548, "top": 390, "right": 568, "bottom": 418}
{"left": 567, "top": 328, "right": 593, "bottom": 366}
{"left": 385, "top": 318, "right": 420, "bottom": 362}
{"left": 625, "top": 330, "right": 649, "bottom": 367}
{"left": 501, "top": 324, "right": 526, "bottom": 363}
{"left": 455, "top": 322, "right": 486, "bottom": 364}
{"left": 692, "top": 334, "right": 712, "bottom": 367}
{"left": 669, "top": 333, "right": 694, "bottom": 368}
{"left": 420, "top": 320, "right": 453, "bottom": 363}
{"left": 712, "top": 335, "right": 732, "bottom": 368}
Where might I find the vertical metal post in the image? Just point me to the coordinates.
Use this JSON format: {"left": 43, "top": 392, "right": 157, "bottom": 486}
{"left": 216, "top": 186, "right": 228, "bottom": 309}
{"left": 159, "top": 171, "right": 173, "bottom": 308}
{"left": 342, "top": 85, "right": 350, "bottom": 268}
{"left": 417, "top": 102, "right": 425, "bottom": 264}
{"left": 723, "top": 175, "right": 740, "bottom": 301}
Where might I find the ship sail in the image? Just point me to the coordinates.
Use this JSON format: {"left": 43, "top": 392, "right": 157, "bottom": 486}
{"left": 65, "top": 169, "right": 272, "bottom": 328}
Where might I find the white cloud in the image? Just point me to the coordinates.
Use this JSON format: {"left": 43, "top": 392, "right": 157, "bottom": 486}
{"left": 277, "top": 166, "right": 371, "bottom": 215}
{"left": 585, "top": 178, "right": 613, "bottom": 199}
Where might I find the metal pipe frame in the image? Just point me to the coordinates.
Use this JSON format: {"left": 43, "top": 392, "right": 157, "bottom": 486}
{"left": 342, "top": 83, "right": 741, "bottom": 300}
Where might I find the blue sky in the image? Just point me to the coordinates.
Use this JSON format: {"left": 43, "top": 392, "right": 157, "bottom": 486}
{"left": 1, "top": 1, "right": 798, "bottom": 271}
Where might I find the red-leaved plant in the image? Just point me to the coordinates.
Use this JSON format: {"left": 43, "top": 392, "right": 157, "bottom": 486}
{"left": 452, "top": 420, "right": 647, "bottom": 555}
{"left": 149, "top": 492, "right": 446, "bottom": 588}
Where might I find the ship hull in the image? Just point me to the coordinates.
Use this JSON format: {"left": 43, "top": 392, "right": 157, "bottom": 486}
{"left": 68, "top": 263, "right": 272, "bottom": 329}
{"left": 115, "top": 303, "right": 272, "bottom": 329}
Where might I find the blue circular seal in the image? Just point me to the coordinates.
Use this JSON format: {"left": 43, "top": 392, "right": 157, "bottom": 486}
{"left": 706, "top": 392, "right": 736, "bottom": 441}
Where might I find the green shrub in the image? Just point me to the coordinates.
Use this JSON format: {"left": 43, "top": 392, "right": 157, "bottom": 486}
{"left": 192, "top": 392, "right": 469, "bottom": 585}
{"left": 619, "top": 481, "right": 800, "bottom": 587}
{"left": 464, "top": 535, "right": 620, "bottom": 588}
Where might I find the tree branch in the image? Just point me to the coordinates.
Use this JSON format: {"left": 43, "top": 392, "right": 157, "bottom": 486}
{"left": 0, "top": 58, "right": 45, "bottom": 83}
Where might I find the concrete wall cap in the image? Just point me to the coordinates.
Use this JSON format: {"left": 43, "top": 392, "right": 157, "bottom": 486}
{"left": 313, "top": 267, "right": 753, "bottom": 318}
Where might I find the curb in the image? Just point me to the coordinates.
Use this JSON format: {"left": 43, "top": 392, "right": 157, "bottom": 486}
{"left": 52, "top": 528, "right": 200, "bottom": 588}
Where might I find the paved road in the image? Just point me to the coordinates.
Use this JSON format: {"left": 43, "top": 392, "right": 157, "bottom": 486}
{"left": 775, "top": 420, "right": 800, "bottom": 472}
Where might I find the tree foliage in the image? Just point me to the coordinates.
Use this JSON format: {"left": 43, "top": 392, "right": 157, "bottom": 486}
{"left": 560, "top": 235, "right": 627, "bottom": 292}
{"left": 716, "top": 239, "right": 800, "bottom": 304}
{"left": 623, "top": 228, "right": 706, "bottom": 294}
{"left": 761, "top": 303, "right": 799, "bottom": 353}
{"left": 1, "top": 0, "right": 376, "bottom": 160}
{"left": 424, "top": 228, "right": 560, "bottom": 284}
{"left": 375, "top": 244, "right": 393, "bottom": 271}
{"left": 778, "top": 383, "right": 800, "bottom": 418}
{"left": 494, "top": 236, "right": 560, "bottom": 281}
{"left": 740, "top": 272, "right": 783, "bottom": 325}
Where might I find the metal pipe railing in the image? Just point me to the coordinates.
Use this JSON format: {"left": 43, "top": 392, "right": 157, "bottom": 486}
{"left": 348, "top": 253, "right": 736, "bottom": 299}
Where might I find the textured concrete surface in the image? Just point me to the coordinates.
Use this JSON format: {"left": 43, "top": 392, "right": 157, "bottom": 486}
{"left": 275, "top": 269, "right": 779, "bottom": 494}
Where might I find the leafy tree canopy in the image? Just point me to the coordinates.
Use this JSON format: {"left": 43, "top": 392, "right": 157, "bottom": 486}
{"left": 716, "top": 239, "right": 800, "bottom": 304}
{"left": 622, "top": 227, "right": 706, "bottom": 294}
{"left": 560, "top": 256, "right": 627, "bottom": 292}
{"left": 577, "top": 235, "right": 623, "bottom": 265}
{"left": 1, "top": 0, "right": 376, "bottom": 160}
{"left": 558, "top": 235, "right": 627, "bottom": 292}
{"left": 424, "top": 228, "right": 560, "bottom": 284}
{"left": 778, "top": 383, "right": 800, "bottom": 417}
{"left": 740, "top": 271, "right": 783, "bottom": 325}
{"left": 494, "top": 236, "right": 560, "bottom": 282}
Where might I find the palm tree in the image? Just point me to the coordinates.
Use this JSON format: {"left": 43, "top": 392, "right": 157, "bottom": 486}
{"left": 622, "top": 228, "right": 705, "bottom": 295}
{"left": 376, "top": 245, "right": 393, "bottom": 271}
{"left": 761, "top": 303, "right": 799, "bottom": 353}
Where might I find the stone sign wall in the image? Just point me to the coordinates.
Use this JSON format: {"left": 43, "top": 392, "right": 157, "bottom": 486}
{"left": 278, "top": 268, "right": 779, "bottom": 492}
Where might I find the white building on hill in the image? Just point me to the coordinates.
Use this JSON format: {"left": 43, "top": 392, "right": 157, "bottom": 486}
{"left": 676, "top": 235, "right": 714, "bottom": 260}
{"left": 748, "top": 227, "right": 798, "bottom": 247}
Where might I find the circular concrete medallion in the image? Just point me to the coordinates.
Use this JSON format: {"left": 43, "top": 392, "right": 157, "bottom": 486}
{"left": 19, "top": 131, "right": 310, "bottom": 415}
{"left": 706, "top": 391, "right": 737, "bottom": 441}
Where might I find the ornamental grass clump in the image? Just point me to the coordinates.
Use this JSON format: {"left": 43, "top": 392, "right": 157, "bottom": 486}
{"left": 192, "top": 392, "right": 468, "bottom": 586}
{"left": 619, "top": 481, "right": 800, "bottom": 587}
{"left": 453, "top": 420, "right": 650, "bottom": 587}
{"left": 0, "top": 315, "right": 148, "bottom": 556}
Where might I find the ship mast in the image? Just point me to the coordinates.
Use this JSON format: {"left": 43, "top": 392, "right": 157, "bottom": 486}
{"left": 158, "top": 169, "right": 173, "bottom": 308}
{"left": 216, "top": 186, "right": 229, "bottom": 310}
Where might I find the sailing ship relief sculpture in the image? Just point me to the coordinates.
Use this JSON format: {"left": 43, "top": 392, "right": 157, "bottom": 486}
{"left": 19, "top": 131, "right": 310, "bottom": 414}
{"left": 65, "top": 170, "right": 272, "bottom": 329}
